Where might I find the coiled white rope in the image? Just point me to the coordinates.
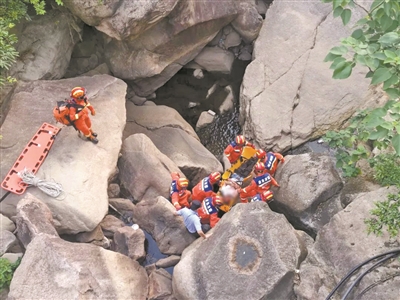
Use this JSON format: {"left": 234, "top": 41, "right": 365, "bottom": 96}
{"left": 18, "top": 168, "right": 64, "bottom": 198}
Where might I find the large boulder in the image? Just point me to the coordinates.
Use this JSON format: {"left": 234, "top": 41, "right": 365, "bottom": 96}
{"left": 0, "top": 230, "right": 17, "bottom": 256}
{"left": 0, "top": 75, "right": 127, "bottom": 234}
{"left": 271, "top": 153, "right": 344, "bottom": 235}
{"left": 124, "top": 101, "right": 198, "bottom": 140}
{"left": 193, "top": 47, "right": 235, "bottom": 73}
{"left": 129, "top": 127, "right": 223, "bottom": 185}
{"left": 231, "top": 2, "right": 263, "bottom": 43}
{"left": 119, "top": 134, "right": 181, "bottom": 201}
{"left": 99, "top": 215, "right": 125, "bottom": 239}
{"left": 8, "top": 234, "right": 148, "bottom": 300}
{"left": 16, "top": 193, "right": 59, "bottom": 248}
{"left": 132, "top": 196, "right": 196, "bottom": 255}
{"left": 0, "top": 214, "right": 15, "bottom": 232}
{"left": 173, "top": 202, "right": 304, "bottom": 299}
{"left": 148, "top": 269, "right": 174, "bottom": 300}
{"left": 104, "top": 0, "right": 239, "bottom": 96}
{"left": 112, "top": 226, "right": 146, "bottom": 262}
{"left": 10, "top": 9, "right": 83, "bottom": 81}
{"left": 240, "top": 0, "right": 387, "bottom": 152}
{"left": 295, "top": 187, "right": 400, "bottom": 300}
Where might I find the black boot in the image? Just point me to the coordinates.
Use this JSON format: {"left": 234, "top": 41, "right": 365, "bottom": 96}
{"left": 87, "top": 136, "right": 99, "bottom": 144}
{"left": 91, "top": 132, "right": 98, "bottom": 137}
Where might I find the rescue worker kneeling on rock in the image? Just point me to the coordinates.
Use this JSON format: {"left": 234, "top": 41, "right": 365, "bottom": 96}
{"left": 69, "top": 87, "right": 98, "bottom": 144}
{"left": 224, "top": 135, "right": 255, "bottom": 164}
{"left": 197, "top": 195, "right": 226, "bottom": 228}
{"left": 192, "top": 172, "right": 221, "bottom": 203}
{"left": 170, "top": 172, "right": 191, "bottom": 210}
{"left": 250, "top": 190, "right": 274, "bottom": 203}
{"left": 256, "top": 149, "right": 285, "bottom": 176}
{"left": 240, "top": 162, "right": 279, "bottom": 203}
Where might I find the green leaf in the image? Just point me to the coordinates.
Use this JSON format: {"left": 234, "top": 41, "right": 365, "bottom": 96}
{"left": 380, "top": 14, "right": 393, "bottom": 31}
{"left": 333, "top": 6, "right": 343, "bottom": 18}
{"left": 333, "top": 61, "right": 353, "bottom": 79}
{"left": 383, "top": 74, "right": 399, "bottom": 90}
{"left": 356, "top": 18, "right": 368, "bottom": 26}
{"left": 366, "top": 71, "right": 374, "bottom": 78}
{"left": 341, "top": 9, "right": 352, "bottom": 26}
{"left": 384, "top": 50, "right": 397, "bottom": 59}
{"left": 371, "top": 52, "right": 387, "bottom": 60}
{"left": 391, "top": 134, "right": 400, "bottom": 155}
{"left": 330, "top": 57, "right": 346, "bottom": 69}
{"left": 333, "top": 0, "right": 342, "bottom": 9}
{"left": 371, "top": 67, "right": 392, "bottom": 85}
{"left": 330, "top": 45, "right": 348, "bottom": 55}
{"left": 369, "top": 126, "right": 389, "bottom": 140}
{"left": 385, "top": 88, "right": 400, "bottom": 99}
{"left": 367, "top": 44, "right": 380, "bottom": 54}
{"left": 351, "top": 29, "right": 364, "bottom": 40}
{"left": 378, "top": 32, "right": 400, "bottom": 45}
{"left": 324, "top": 52, "right": 340, "bottom": 62}
{"left": 370, "top": 0, "right": 384, "bottom": 11}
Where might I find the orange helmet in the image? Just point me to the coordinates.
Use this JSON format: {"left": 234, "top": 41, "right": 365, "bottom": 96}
{"left": 235, "top": 135, "right": 246, "bottom": 146}
{"left": 177, "top": 178, "right": 189, "bottom": 189}
{"left": 254, "top": 162, "right": 266, "bottom": 175}
{"left": 256, "top": 149, "right": 266, "bottom": 160}
{"left": 70, "top": 87, "right": 86, "bottom": 99}
{"left": 209, "top": 172, "right": 221, "bottom": 184}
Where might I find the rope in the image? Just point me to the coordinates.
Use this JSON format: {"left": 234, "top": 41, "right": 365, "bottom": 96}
{"left": 18, "top": 168, "right": 64, "bottom": 198}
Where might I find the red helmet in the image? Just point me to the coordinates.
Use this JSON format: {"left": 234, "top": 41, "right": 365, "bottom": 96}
{"left": 177, "top": 178, "right": 189, "bottom": 189}
{"left": 235, "top": 135, "right": 246, "bottom": 146}
{"left": 70, "top": 87, "right": 86, "bottom": 99}
{"left": 256, "top": 149, "right": 266, "bottom": 160}
{"left": 209, "top": 172, "right": 221, "bottom": 184}
{"left": 254, "top": 162, "right": 266, "bottom": 175}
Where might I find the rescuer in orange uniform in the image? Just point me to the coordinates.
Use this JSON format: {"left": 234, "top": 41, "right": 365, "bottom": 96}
{"left": 69, "top": 87, "right": 98, "bottom": 144}
{"left": 256, "top": 149, "right": 285, "bottom": 176}
{"left": 192, "top": 172, "right": 221, "bottom": 202}
{"left": 224, "top": 135, "right": 255, "bottom": 164}
{"left": 170, "top": 172, "right": 192, "bottom": 210}
{"left": 240, "top": 162, "right": 279, "bottom": 202}
{"left": 197, "top": 195, "right": 226, "bottom": 228}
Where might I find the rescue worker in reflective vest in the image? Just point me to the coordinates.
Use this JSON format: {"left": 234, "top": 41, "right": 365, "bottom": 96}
{"left": 197, "top": 195, "right": 225, "bottom": 228}
{"left": 249, "top": 190, "right": 274, "bottom": 203}
{"left": 69, "top": 87, "right": 98, "bottom": 144}
{"left": 256, "top": 149, "right": 285, "bottom": 176}
{"left": 192, "top": 172, "right": 221, "bottom": 202}
{"left": 224, "top": 135, "right": 255, "bottom": 164}
{"left": 170, "top": 172, "right": 191, "bottom": 210}
{"left": 240, "top": 162, "right": 279, "bottom": 202}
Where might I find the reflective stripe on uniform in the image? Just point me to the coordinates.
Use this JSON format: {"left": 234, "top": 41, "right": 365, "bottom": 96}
{"left": 75, "top": 114, "right": 79, "bottom": 119}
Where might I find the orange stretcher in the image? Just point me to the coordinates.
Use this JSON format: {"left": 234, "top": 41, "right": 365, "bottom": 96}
{"left": 221, "top": 146, "right": 257, "bottom": 180}
{"left": 1, "top": 123, "right": 60, "bottom": 195}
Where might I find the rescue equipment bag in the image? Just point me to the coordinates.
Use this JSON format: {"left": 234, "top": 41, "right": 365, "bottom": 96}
{"left": 53, "top": 100, "right": 84, "bottom": 128}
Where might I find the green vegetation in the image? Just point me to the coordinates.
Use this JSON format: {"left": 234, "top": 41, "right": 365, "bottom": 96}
{"left": 0, "top": 0, "right": 63, "bottom": 85}
{"left": 0, "top": 258, "right": 21, "bottom": 291}
{"left": 322, "top": 0, "right": 400, "bottom": 238}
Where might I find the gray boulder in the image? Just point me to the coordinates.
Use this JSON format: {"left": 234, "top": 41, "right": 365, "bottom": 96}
{"left": 99, "top": 215, "right": 125, "bottom": 239}
{"left": 132, "top": 196, "right": 196, "bottom": 255}
{"left": 10, "top": 9, "right": 82, "bottom": 81}
{"left": 0, "top": 75, "right": 127, "bottom": 234}
{"left": 231, "top": 2, "right": 263, "bottom": 43}
{"left": 0, "top": 214, "right": 15, "bottom": 232}
{"left": 112, "top": 226, "right": 146, "bottom": 262}
{"left": 148, "top": 269, "right": 174, "bottom": 300}
{"left": 124, "top": 101, "right": 199, "bottom": 140}
{"left": 173, "top": 202, "right": 304, "bottom": 299}
{"left": 76, "top": 225, "right": 108, "bottom": 248}
{"left": 119, "top": 134, "right": 181, "bottom": 201}
{"left": 194, "top": 47, "right": 235, "bottom": 73}
{"left": 16, "top": 193, "right": 59, "bottom": 248}
{"left": 8, "top": 234, "right": 148, "bottom": 300}
{"left": 240, "top": 0, "right": 387, "bottom": 152}
{"left": 295, "top": 187, "right": 400, "bottom": 300}
{"left": 271, "top": 153, "right": 344, "bottom": 235}
{"left": 155, "top": 255, "right": 181, "bottom": 268}
{"left": 196, "top": 111, "right": 215, "bottom": 131}
{"left": 0, "top": 230, "right": 17, "bottom": 256}
{"left": 109, "top": 198, "right": 136, "bottom": 216}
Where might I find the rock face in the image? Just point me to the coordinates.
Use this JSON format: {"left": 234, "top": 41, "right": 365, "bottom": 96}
{"left": 0, "top": 75, "right": 127, "bottom": 234}
{"left": 0, "top": 230, "right": 17, "bottom": 256}
{"left": 124, "top": 101, "right": 198, "bottom": 140}
{"left": 8, "top": 234, "right": 148, "bottom": 300}
{"left": 173, "top": 202, "right": 303, "bottom": 299}
{"left": 10, "top": 9, "right": 83, "bottom": 81}
{"left": 148, "top": 269, "right": 174, "bottom": 300}
{"left": 119, "top": 134, "right": 181, "bottom": 201}
{"left": 240, "top": 0, "right": 387, "bottom": 152}
{"left": 132, "top": 196, "right": 196, "bottom": 255}
{"left": 0, "top": 214, "right": 15, "bottom": 232}
{"left": 130, "top": 127, "right": 223, "bottom": 185}
{"left": 103, "top": 0, "right": 238, "bottom": 96}
{"left": 112, "top": 226, "right": 146, "bottom": 262}
{"left": 295, "top": 187, "right": 400, "bottom": 300}
{"left": 271, "top": 153, "right": 344, "bottom": 235}
{"left": 194, "top": 47, "right": 235, "bottom": 73}
{"left": 16, "top": 194, "right": 59, "bottom": 248}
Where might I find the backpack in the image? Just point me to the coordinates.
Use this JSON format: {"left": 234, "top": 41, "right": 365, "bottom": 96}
{"left": 53, "top": 99, "right": 83, "bottom": 128}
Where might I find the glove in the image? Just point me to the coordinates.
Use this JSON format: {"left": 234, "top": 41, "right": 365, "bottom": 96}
{"left": 280, "top": 158, "right": 285, "bottom": 163}
{"left": 91, "top": 109, "right": 96, "bottom": 116}
{"left": 174, "top": 203, "right": 182, "bottom": 210}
